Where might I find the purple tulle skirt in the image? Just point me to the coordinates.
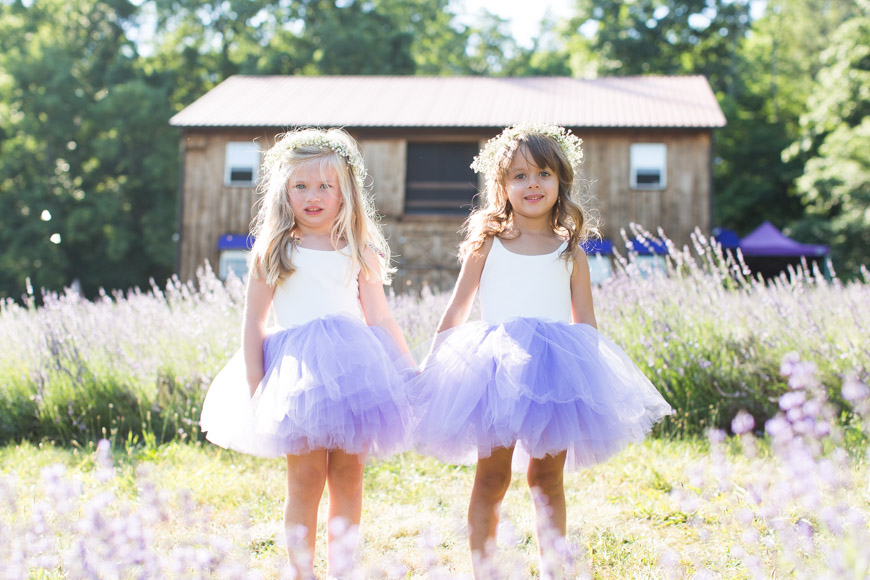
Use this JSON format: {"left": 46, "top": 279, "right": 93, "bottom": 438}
{"left": 411, "top": 318, "right": 673, "bottom": 472}
{"left": 200, "top": 315, "right": 413, "bottom": 458}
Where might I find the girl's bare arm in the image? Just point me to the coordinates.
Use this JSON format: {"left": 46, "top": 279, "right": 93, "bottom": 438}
{"left": 243, "top": 273, "right": 275, "bottom": 397}
{"left": 436, "top": 237, "right": 492, "bottom": 333}
{"left": 358, "top": 247, "right": 411, "bottom": 356}
{"left": 570, "top": 247, "right": 598, "bottom": 328}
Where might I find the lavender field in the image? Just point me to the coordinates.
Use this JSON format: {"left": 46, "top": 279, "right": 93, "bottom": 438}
{"left": 1, "top": 229, "right": 869, "bottom": 578}
{"left": 1, "top": 228, "right": 867, "bottom": 446}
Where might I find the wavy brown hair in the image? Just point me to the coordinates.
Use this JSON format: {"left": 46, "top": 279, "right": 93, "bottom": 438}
{"left": 459, "top": 131, "right": 599, "bottom": 263}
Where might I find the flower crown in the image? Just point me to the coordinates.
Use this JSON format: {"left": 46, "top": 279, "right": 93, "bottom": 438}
{"left": 470, "top": 123, "right": 584, "bottom": 178}
{"left": 264, "top": 130, "right": 367, "bottom": 186}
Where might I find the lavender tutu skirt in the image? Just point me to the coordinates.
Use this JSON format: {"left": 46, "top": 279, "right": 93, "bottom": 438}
{"left": 200, "top": 314, "right": 413, "bottom": 458}
{"left": 412, "top": 318, "right": 672, "bottom": 472}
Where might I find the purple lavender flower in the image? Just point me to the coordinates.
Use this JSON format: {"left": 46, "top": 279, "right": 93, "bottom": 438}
{"left": 841, "top": 373, "right": 869, "bottom": 402}
{"left": 731, "top": 411, "right": 755, "bottom": 435}
{"left": 780, "top": 391, "right": 806, "bottom": 411}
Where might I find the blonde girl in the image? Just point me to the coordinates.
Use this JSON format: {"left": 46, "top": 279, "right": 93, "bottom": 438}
{"left": 201, "top": 128, "right": 412, "bottom": 578}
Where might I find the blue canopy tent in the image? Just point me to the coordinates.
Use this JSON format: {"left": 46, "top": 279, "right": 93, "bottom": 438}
{"left": 740, "top": 221, "right": 828, "bottom": 257}
{"left": 628, "top": 238, "right": 669, "bottom": 255}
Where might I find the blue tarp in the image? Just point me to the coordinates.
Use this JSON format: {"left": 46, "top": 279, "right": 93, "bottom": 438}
{"left": 581, "top": 238, "right": 613, "bottom": 254}
{"left": 712, "top": 227, "right": 741, "bottom": 249}
{"left": 628, "top": 237, "right": 668, "bottom": 255}
{"left": 217, "top": 234, "right": 254, "bottom": 251}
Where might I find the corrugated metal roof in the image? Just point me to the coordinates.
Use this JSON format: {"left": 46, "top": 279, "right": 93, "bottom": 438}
{"left": 169, "top": 75, "right": 726, "bottom": 129}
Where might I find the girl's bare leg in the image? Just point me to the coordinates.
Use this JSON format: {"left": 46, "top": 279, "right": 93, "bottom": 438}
{"left": 284, "top": 450, "right": 328, "bottom": 578}
{"left": 468, "top": 446, "right": 514, "bottom": 578}
{"left": 528, "top": 451, "right": 568, "bottom": 578}
{"left": 325, "top": 449, "right": 365, "bottom": 577}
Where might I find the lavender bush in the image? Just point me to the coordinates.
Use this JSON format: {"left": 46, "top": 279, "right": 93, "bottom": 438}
{"left": 598, "top": 225, "right": 869, "bottom": 434}
{"left": 0, "top": 266, "right": 245, "bottom": 444}
{"left": 0, "top": 226, "right": 868, "bottom": 444}
{"left": 666, "top": 356, "right": 870, "bottom": 579}
{"left": 0, "top": 439, "right": 281, "bottom": 579}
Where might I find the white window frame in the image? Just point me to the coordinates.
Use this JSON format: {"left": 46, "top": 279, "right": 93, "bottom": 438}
{"left": 224, "top": 142, "right": 260, "bottom": 187}
{"left": 630, "top": 143, "right": 667, "bottom": 190}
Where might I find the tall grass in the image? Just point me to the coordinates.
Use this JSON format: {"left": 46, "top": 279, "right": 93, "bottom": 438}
{"left": 0, "top": 228, "right": 868, "bottom": 445}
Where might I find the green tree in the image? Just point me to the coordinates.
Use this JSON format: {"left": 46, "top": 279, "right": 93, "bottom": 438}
{"left": 276, "top": 0, "right": 416, "bottom": 75}
{"left": 716, "top": 0, "right": 860, "bottom": 234}
{"left": 712, "top": 92, "right": 805, "bottom": 234}
{"left": 789, "top": 6, "right": 870, "bottom": 275}
{"left": 0, "top": 0, "right": 177, "bottom": 298}
{"left": 365, "top": 0, "right": 476, "bottom": 75}
{"left": 712, "top": 0, "right": 858, "bottom": 236}
{"left": 562, "top": 0, "right": 751, "bottom": 94}
{"left": 142, "top": 0, "right": 290, "bottom": 107}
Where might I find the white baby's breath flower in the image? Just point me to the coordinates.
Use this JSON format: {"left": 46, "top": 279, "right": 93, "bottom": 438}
{"left": 264, "top": 129, "right": 367, "bottom": 187}
{"left": 471, "top": 123, "right": 584, "bottom": 178}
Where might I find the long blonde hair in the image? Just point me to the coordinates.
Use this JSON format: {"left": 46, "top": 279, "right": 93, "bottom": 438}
{"left": 459, "top": 129, "right": 599, "bottom": 263}
{"left": 248, "top": 128, "right": 393, "bottom": 285}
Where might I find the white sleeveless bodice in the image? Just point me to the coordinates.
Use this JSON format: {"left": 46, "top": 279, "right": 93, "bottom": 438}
{"left": 272, "top": 246, "right": 363, "bottom": 328}
{"left": 479, "top": 237, "right": 573, "bottom": 325}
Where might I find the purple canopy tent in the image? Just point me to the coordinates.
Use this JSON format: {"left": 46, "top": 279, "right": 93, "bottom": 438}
{"left": 738, "top": 221, "right": 828, "bottom": 278}
{"left": 740, "top": 221, "right": 828, "bottom": 257}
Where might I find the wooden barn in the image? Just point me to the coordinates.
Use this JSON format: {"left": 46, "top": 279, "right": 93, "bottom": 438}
{"left": 169, "top": 75, "right": 726, "bottom": 288}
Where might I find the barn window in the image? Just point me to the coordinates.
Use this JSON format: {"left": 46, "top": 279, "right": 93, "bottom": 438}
{"left": 630, "top": 143, "right": 667, "bottom": 190}
{"left": 405, "top": 142, "right": 479, "bottom": 214}
{"left": 224, "top": 142, "right": 260, "bottom": 186}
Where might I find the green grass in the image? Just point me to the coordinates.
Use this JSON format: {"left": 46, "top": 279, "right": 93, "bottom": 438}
{"left": 3, "top": 437, "right": 865, "bottom": 578}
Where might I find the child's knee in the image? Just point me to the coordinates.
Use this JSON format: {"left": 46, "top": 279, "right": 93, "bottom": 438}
{"left": 287, "top": 464, "right": 327, "bottom": 497}
{"left": 527, "top": 465, "right": 564, "bottom": 496}
{"left": 475, "top": 469, "right": 512, "bottom": 498}
{"left": 327, "top": 461, "right": 364, "bottom": 494}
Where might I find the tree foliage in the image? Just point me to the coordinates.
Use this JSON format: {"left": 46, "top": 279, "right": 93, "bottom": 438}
{"left": 789, "top": 7, "right": 870, "bottom": 274}
{"left": 0, "top": 0, "right": 177, "bottom": 298}
{"left": 1, "top": 0, "right": 868, "bottom": 297}
{"left": 562, "top": 0, "right": 752, "bottom": 94}
{"left": 550, "top": 0, "right": 866, "bottom": 276}
{"left": 711, "top": 0, "right": 861, "bottom": 237}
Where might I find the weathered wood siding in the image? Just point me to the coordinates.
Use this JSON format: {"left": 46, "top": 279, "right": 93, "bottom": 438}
{"left": 383, "top": 217, "right": 465, "bottom": 291}
{"left": 177, "top": 128, "right": 712, "bottom": 288}
{"left": 362, "top": 139, "right": 405, "bottom": 217}
{"left": 582, "top": 129, "right": 711, "bottom": 249}
{"left": 178, "top": 130, "right": 270, "bottom": 280}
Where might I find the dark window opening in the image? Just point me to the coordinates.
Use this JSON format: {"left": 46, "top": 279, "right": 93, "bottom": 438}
{"left": 635, "top": 169, "right": 661, "bottom": 187}
{"left": 229, "top": 168, "right": 254, "bottom": 183}
{"left": 405, "top": 142, "right": 478, "bottom": 215}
